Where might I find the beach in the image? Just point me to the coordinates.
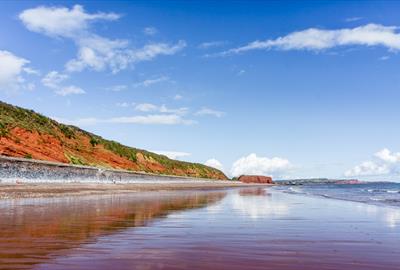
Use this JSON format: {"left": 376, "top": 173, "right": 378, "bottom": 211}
{"left": 1, "top": 186, "right": 399, "bottom": 270}
{"left": 0, "top": 181, "right": 254, "bottom": 199}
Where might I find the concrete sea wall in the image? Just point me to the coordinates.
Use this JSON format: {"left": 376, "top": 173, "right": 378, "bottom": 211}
{"left": 0, "top": 156, "right": 216, "bottom": 184}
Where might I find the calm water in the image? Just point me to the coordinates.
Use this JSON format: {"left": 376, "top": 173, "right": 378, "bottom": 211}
{"left": 1, "top": 187, "right": 400, "bottom": 270}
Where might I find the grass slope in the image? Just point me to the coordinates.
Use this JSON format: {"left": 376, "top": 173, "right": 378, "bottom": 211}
{"left": 0, "top": 101, "right": 227, "bottom": 180}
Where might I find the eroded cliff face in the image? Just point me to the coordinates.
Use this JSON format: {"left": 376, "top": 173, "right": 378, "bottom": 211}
{"left": 0, "top": 101, "right": 227, "bottom": 180}
{"left": 238, "top": 175, "right": 274, "bottom": 184}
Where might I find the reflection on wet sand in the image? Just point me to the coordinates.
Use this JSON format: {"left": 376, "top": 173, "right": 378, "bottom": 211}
{"left": 238, "top": 187, "right": 269, "bottom": 196}
{"left": 233, "top": 188, "right": 289, "bottom": 219}
{"left": 0, "top": 191, "right": 226, "bottom": 270}
{"left": 1, "top": 187, "right": 400, "bottom": 270}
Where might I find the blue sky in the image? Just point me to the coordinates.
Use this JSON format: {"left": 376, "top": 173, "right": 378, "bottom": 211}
{"left": 1, "top": 1, "right": 400, "bottom": 180}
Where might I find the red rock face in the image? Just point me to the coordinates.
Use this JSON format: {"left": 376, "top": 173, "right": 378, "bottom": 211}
{"left": 238, "top": 175, "right": 274, "bottom": 184}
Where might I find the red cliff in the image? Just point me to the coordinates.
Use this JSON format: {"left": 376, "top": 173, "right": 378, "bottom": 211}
{"left": 238, "top": 175, "right": 274, "bottom": 184}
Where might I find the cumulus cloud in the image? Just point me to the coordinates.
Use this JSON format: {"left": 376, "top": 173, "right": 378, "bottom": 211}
{"left": 143, "top": 26, "right": 158, "bottom": 36}
{"left": 344, "top": 148, "right": 400, "bottom": 177}
{"left": 19, "top": 5, "right": 186, "bottom": 73}
{"left": 132, "top": 76, "right": 170, "bottom": 88}
{"left": 205, "top": 158, "right": 224, "bottom": 171}
{"left": 0, "top": 50, "right": 31, "bottom": 91}
{"left": 135, "top": 103, "right": 188, "bottom": 115}
{"left": 19, "top": 5, "right": 119, "bottom": 38}
{"left": 54, "top": 114, "right": 196, "bottom": 126}
{"left": 375, "top": 148, "right": 400, "bottom": 163}
{"left": 152, "top": 151, "right": 191, "bottom": 160}
{"left": 231, "top": 153, "right": 292, "bottom": 177}
{"left": 219, "top": 24, "right": 400, "bottom": 56}
{"left": 195, "top": 107, "right": 225, "bottom": 118}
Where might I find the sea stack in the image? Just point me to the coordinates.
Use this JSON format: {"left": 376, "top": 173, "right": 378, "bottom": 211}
{"left": 238, "top": 175, "right": 274, "bottom": 184}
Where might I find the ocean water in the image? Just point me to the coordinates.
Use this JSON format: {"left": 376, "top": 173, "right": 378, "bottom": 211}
{"left": 276, "top": 182, "right": 400, "bottom": 207}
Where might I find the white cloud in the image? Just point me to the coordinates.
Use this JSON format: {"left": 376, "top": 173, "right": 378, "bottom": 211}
{"left": 0, "top": 50, "right": 30, "bottom": 91}
{"left": 135, "top": 103, "right": 158, "bottom": 112}
{"left": 220, "top": 24, "right": 400, "bottom": 55}
{"left": 41, "top": 70, "right": 84, "bottom": 96}
{"left": 55, "top": 114, "right": 196, "bottom": 126}
{"left": 20, "top": 5, "right": 186, "bottom": 74}
{"left": 159, "top": 105, "right": 188, "bottom": 115}
{"left": 231, "top": 153, "right": 292, "bottom": 177}
{"left": 64, "top": 36, "right": 129, "bottom": 72}
{"left": 108, "top": 84, "right": 127, "bottom": 92}
{"left": 19, "top": 5, "right": 120, "bottom": 38}
{"left": 41, "top": 71, "right": 68, "bottom": 89}
{"left": 205, "top": 158, "right": 224, "bottom": 171}
{"left": 128, "top": 40, "right": 186, "bottom": 63}
{"left": 132, "top": 76, "right": 170, "bottom": 88}
{"left": 143, "top": 26, "right": 158, "bottom": 36}
{"left": 344, "top": 148, "right": 400, "bottom": 177}
{"left": 173, "top": 94, "right": 183, "bottom": 100}
{"left": 23, "top": 67, "right": 40, "bottom": 75}
{"left": 237, "top": 69, "right": 245, "bottom": 76}
{"left": 198, "top": 41, "right": 227, "bottom": 49}
{"left": 195, "top": 107, "right": 225, "bottom": 118}
{"left": 344, "top": 161, "right": 389, "bottom": 177}
{"left": 116, "top": 102, "right": 134, "bottom": 107}
{"left": 25, "top": 83, "right": 36, "bottom": 91}
{"left": 379, "top": 55, "right": 390, "bottom": 60}
{"left": 375, "top": 148, "right": 400, "bottom": 163}
{"left": 152, "top": 151, "right": 191, "bottom": 160}
{"left": 109, "top": 114, "right": 194, "bottom": 125}
{"left": 55, "top": 85, "right": 85, "bottom": 96}
{"left": 135, "top": 103, "right": 188, "bottom": 115}
{"left": 345, "top": 17, "right": 363, "bottom": 22}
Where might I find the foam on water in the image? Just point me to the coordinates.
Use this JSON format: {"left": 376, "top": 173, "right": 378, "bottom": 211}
{"left": 276, "top": 182, "right": 400, "bottom": 207}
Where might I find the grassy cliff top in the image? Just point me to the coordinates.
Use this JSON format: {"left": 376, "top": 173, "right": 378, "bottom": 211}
{"left": 0, "top": 101, "right": 227, "bottom": 180}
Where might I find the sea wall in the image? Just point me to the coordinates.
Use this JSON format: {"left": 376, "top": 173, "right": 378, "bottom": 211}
{"left": 0, "top": 156, "right": 217, "bottom": 184}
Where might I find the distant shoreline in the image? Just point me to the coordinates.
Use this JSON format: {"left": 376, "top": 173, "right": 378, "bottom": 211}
{"left": 0, "top": 155, "right": 271, "bottom": 199}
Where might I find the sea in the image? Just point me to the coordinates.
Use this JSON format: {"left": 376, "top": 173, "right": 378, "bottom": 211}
{"left": 275, "top": 181, "right": 400, "bottom": 207}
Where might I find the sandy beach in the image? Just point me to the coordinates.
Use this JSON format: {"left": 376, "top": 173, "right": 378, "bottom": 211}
{"left": 1, "top": 187, "right": 399, "bottom": 270}
{"left": 0, "top": 181, "right": 260, "bottom": 199}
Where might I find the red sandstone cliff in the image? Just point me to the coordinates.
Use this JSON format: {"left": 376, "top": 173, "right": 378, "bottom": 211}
{"left": 238, "top": 175, "right": 274, "bottom": 184}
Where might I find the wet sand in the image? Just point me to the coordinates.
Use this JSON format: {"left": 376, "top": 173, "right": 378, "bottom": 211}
{"left": 0, "top": 181, "right": 258, "bottom": 199}
{"left": 0, "top": 187, "right": 399, "bottom": 270}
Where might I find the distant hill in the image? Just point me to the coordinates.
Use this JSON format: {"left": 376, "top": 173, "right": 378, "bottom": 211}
{"left": 0, "top": 101, "right": 227, "bottom": 180}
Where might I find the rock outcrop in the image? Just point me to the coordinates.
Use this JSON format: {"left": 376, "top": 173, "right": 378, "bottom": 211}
{"left": 238, "top": 175, "right": 274, "bottom": 184}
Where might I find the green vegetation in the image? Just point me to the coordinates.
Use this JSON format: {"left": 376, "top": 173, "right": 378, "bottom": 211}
{"left": 89, "top": 137, "right": 99, "bottom": 147}
{"left": 67, "top": 155, "right": 88, "bottom": 166}
{"left": 60, "top": 125, "right": 75, "bottom": 139}
{"left": 0, "top": 101, "right": 73, "bottom": 139}
{"left": 0, "top": 122, "right": 8, "bottom": 137}
{"left": 0, "top": 101, "right": 227, "bottom": 179}
{"left": 24, "top": 153, "right": 32, "bottom": 159}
